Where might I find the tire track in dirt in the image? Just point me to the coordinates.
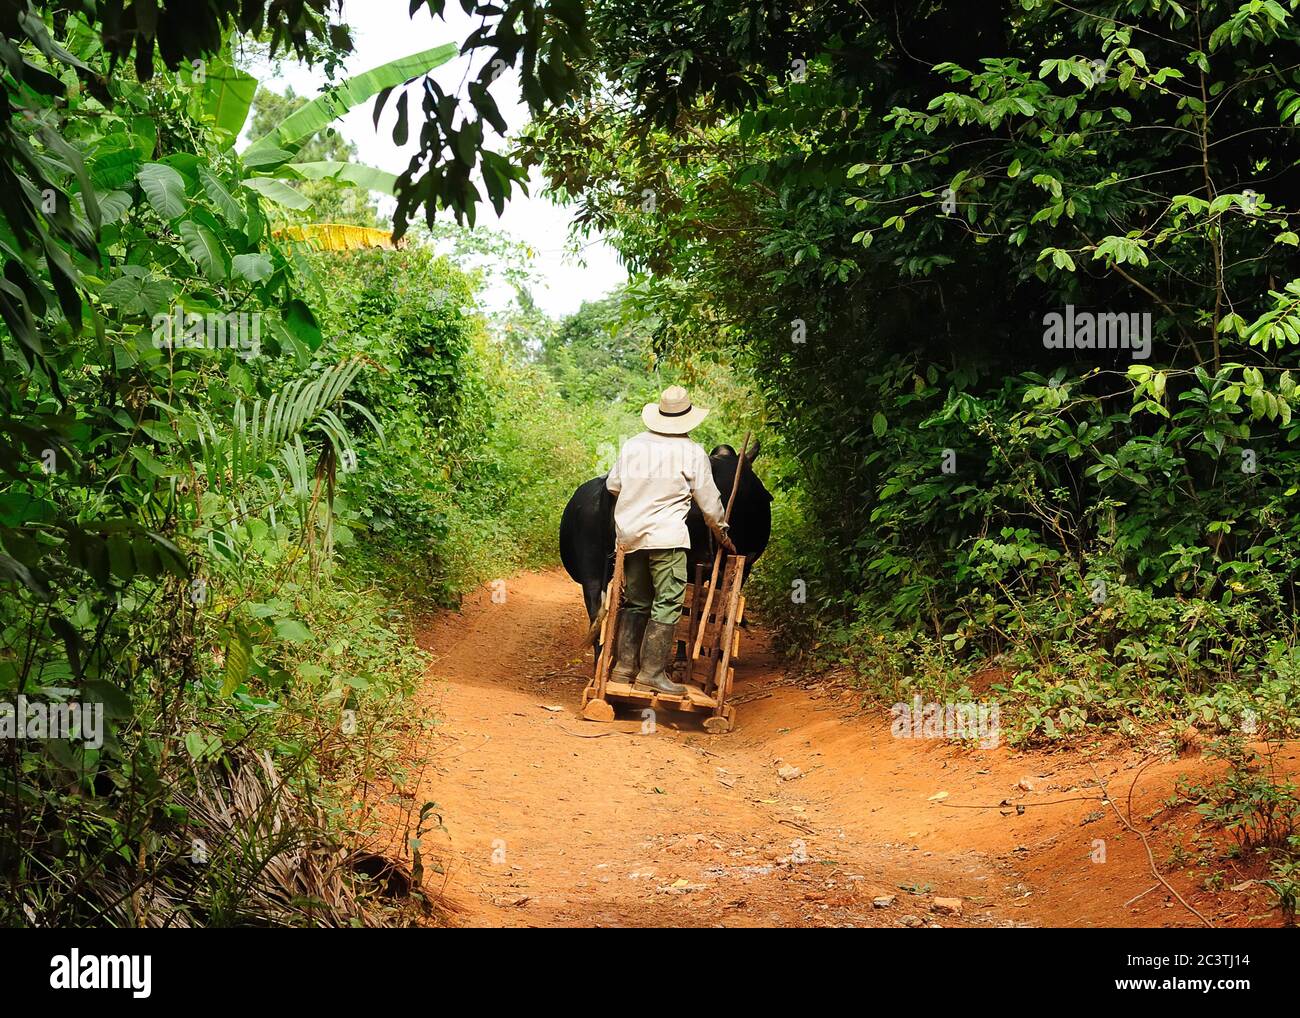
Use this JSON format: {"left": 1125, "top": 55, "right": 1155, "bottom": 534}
{"left": 373, "top": 568, "right": 1283, "bottom": 928}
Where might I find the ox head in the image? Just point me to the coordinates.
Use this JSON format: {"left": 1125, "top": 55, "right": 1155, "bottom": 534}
{"left": 709, "top": 440, "right": 760, "bottom": 465}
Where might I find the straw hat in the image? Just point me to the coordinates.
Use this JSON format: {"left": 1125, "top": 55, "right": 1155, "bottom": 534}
{"left": 642, "top": 385, "right": 709, "bottom": 434}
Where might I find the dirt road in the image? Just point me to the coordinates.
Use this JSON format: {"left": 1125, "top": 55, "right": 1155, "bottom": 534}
{"left": 372, "top": 569, "right": 1284, "bottom": 928}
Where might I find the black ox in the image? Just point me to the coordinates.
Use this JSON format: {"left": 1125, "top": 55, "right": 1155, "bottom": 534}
{"left": 559, "top": 443, "right": 772, "bottom": 664}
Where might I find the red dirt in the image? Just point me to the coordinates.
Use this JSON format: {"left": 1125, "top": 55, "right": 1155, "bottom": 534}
{"left": 372, "top": 568, "right": 1293, "bottom": 928}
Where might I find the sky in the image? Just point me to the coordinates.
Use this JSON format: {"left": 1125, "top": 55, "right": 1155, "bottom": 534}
{"left": 244, "top": 1, "right": 627, "bottom": 317}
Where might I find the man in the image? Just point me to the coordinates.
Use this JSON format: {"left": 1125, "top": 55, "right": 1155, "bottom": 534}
{"left": 605, "top": 385, "right": 736, "bottom": 695}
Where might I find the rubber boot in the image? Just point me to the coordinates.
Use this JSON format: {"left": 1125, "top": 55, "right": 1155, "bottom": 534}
{"left": 610, "top": 611, "right": 647, "bottom": 683}
{"left": 634, "top": 620, "right": 688, "bottom": 695}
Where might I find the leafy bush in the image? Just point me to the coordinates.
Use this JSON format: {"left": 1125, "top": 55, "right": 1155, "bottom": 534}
{"left": 304, "top": 246, "right": 619, "bottom": 603}
{"left": 0, "top": 9, "right": 576, "bottom": 927}
{"left": 1179, "top": 734, "right": 1300, "bottom": 919}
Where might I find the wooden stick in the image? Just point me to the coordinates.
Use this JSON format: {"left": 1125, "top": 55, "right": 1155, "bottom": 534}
{"left": 594, "top": 547, "right": 625, "bottom": 698}
{"left": 686, "top": 561, "right": 705, "bottom": 683}
{"left": 692, "top": 431, "right": 751, "bottom": 661}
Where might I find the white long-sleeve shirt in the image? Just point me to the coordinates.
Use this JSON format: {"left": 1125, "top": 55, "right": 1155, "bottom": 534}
{"left": 605, "top": 431, "right": 726, "bottom": 552}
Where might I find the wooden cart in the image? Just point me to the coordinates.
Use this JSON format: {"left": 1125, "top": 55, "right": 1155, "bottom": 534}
{"left": 581, "top": 547, "right": 746, "bottom": 734}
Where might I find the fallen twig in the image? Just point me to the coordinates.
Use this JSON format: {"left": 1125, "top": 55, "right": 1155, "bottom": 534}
{"left": 937, "top": 795, "right": 1106, "bottom": 810}
{"left": 1089, "top": 762, "right": 1214, "bottom": 928}
{"left": 730, "top": 691, "right": 774, "bottom": 706}
{"left": 557, "top": 726, "right": 637, "bottom": 739}
{"left": 1125, "top": 883, "right": 1160, "bottom": 908}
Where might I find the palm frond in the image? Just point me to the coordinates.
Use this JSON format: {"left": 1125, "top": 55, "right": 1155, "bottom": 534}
{"left": 200, "top": 357, "right": 367, "bottom": 499}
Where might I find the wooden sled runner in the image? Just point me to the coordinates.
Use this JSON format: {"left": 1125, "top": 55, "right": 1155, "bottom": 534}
{"left": 581, "top": 547, "right": 746, "bottom": 734}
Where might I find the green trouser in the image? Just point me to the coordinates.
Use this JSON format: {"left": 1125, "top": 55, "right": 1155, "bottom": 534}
{"left": 623, "top": 548, "right": 688, "bottom": 624}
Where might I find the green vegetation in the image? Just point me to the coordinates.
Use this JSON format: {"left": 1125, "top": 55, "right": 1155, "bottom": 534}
{"left": 0, "top": 1, "right": 593, "bottom": 927}
{"left": 247, "top": 85, "right": 390, "bottom": 229}
{"left": 8, "top": 0, "right": 1300, "bottom": 929}
{"left": 306, "top": 243, "right": 619, "bottom": 604}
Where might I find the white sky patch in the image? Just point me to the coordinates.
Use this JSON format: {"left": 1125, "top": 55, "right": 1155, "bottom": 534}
{"left": 242, "top": 0, "right": 627, "bottom": 317}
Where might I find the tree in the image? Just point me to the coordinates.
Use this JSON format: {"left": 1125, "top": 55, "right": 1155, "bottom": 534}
{"left": 248, "top": 85, "right": 388, "bottom": 228}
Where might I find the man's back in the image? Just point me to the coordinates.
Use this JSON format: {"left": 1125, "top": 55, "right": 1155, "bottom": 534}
{"left": 606, "top": 431, "right": 725, "bottom": 552}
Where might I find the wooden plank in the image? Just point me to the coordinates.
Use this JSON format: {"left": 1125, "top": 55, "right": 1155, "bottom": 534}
{"left": 712, "top": 555, "right": 745, "bottom": 716}
{"left": 700, "top": 556, "right": 734, "bottom": 697}
{"left": 693, "top": 571, "right": 714, "bottom": 665}
{"left": 592, "top": 547, "right": 625, "bottom": 701}
{"left": 604, "top": 679, "right": 717, "bottom": 712}
{"left": 686, "top": 561, "right": 705, "bottom": 683}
